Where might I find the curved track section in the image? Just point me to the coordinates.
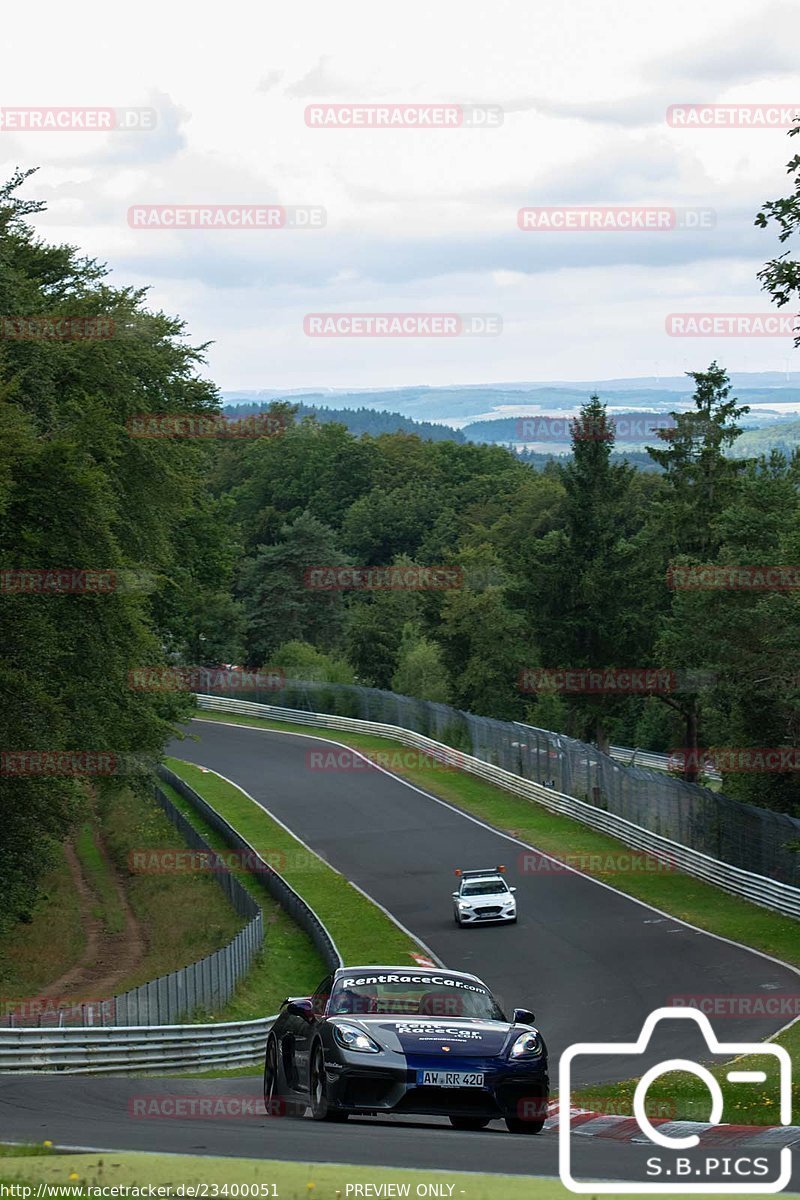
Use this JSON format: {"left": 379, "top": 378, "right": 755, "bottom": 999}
{"left": 174, "top": 720, "right": 797, "bottom": 1065}
{"left": 2, "top": 717, "right": 797, "bottom": 1181}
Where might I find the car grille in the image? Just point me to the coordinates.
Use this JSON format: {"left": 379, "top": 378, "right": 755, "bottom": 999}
{"left": 397, "top": 1087, "right": 501, "bottom": 1117}
{"left": 341, "top": 1073, "right": 397, "bottom": 1107}
{"left": 475, "top": 905, "right": 502, "bottom": 916}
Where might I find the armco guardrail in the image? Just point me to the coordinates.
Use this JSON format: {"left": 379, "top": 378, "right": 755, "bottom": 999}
{"left": 0, "top": 1016, "right": 275, "bottom": 1074}
{"left": 610, "top": 744, "right": 722, "bottom": 782}
{"left": 197, "top": 694, "right": 800, "bottom": 920}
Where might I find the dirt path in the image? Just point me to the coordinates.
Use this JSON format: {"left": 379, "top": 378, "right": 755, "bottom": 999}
{"left": 35, "top": 833, "right": 146, "bottom": 1005}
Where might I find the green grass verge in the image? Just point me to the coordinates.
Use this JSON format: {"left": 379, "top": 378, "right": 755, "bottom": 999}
{"left": 74, "top": 822, "right": 126, "bottom": 936}
{"left": 0, "top": 1144, "right": 55, "bottom": 1158}
{"left": 3, "top": 1150, "right": 796, "bottom": 1200}
{"left": 164, "top": 757, "right": 424, "bottom": 972}
{"left": 156, "top": 779, "right": 327, "bottom": 1024}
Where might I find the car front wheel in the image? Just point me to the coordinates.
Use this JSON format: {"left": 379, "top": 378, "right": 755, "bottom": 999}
{"left": 309, "top": 1042, "right": 349, "bottom": 1121}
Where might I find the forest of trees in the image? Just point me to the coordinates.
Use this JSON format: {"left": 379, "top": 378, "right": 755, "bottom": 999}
{"left": 2, "top": 126, "right": 799, "bottom": 935}
{"left": 207, "top": 380, "right": 799, "bottom": 818}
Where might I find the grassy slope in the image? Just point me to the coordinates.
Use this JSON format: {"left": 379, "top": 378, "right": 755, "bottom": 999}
{"left": 0, "top": 845, "right": 84, "bottom": 996}
{"left": 0, "top": 786, "right": 247, "bottom": 1004}
{"left": 98, "top": 785, "right": 245, "bottom": 991}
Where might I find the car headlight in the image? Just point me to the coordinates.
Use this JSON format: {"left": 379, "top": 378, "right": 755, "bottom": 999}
{"left": 509, "top": 1030, "right": 543, "bottom": 1059}
{"left": 458, "top": 900, "right": 472, "bottom": 908}
{"left": 332, "top": 1023, "right": 382, "bottom": 1054}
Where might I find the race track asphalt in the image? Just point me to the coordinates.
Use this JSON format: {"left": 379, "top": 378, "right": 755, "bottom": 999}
{"left": 2, "top": 716, "right": 797, "bottom": 1183}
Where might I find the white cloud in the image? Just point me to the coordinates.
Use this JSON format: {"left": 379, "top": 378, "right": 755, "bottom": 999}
{"left": 1, "top": 0, "right": 796, "bottom": 386}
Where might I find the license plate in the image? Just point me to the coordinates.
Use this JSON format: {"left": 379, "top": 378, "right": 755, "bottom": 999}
{"left": 416, "top": 1069, "right": 484, "bottom": 1088}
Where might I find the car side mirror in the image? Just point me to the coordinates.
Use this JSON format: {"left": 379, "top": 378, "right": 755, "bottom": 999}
{"left": 510, "top": 886, "right": 517, "bottom": 892}
{"left": 513, "top": 1007, "right": 536, "bottom": 1024}
{"left": 287, "top": 997, "right": 315, "bottom": 1020}
{"left": 452, "top": 891, "right": 459, "bottom": 899}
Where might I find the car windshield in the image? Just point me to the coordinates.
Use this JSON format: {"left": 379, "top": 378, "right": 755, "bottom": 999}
{"left": 328, "top": 971, "right": 505, "bottom": 1019}
{"left": 462, "top": 879, "right": 507, "bottom": 895}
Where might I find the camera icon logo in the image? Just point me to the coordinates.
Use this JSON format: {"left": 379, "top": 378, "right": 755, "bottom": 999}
{"left": 559, "top": 1007, "right": 792, "bottom": 1194}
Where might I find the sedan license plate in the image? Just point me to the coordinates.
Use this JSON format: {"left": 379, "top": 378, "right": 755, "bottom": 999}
{"left": 416, "top": 1069, "right": 484, "bottom": 1087}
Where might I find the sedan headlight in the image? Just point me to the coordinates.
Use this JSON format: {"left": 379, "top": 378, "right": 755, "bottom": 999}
{"left": 509, "top": 1030, "right": 543, "bottom": 1059}
{"left": 332, "top": 1023, "right": 382, "bottom": 1054}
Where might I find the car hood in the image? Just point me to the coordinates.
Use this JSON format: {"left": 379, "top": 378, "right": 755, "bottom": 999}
{"left": 459, "top": 891, "right": 511, "bottom": 902}
{"left": 333, "top": 1017, "right": 517, "bottom": 1057}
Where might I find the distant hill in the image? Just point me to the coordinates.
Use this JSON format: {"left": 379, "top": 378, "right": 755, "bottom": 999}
{"left": 732, "top": 419, "right": 800, "bottom": 458}
{"left": 467, "top": 415, "right": 800, "bottom": 461}
{"left": 222, "top": 376, "right": 800, "bottom": 425}
{"left": 221, "top": 396, "right": 800, "bottom": 463}
{"left": 222, "top": 400, "right": 465, "bottom": 443}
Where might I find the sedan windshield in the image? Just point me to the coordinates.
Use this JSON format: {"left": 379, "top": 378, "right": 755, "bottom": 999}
{"left": 462, "top": 879, "right": 508, "bottom": 896}
{"left": 329, "top": 971, "right": 505, "bottom": 1020}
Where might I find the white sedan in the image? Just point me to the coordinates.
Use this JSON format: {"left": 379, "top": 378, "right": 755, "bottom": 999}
{"left": 452, "top": 867, "right": 517, "bottom": 926}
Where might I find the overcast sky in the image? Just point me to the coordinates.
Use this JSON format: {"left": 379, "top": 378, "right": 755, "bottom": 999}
{"left": 4, "top": 0, "right": 800, "bottom": 391}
